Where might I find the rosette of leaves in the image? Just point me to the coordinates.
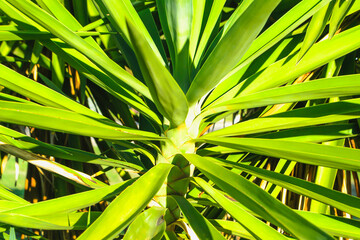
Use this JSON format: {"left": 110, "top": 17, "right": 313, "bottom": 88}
{"left": 0, "top": 0, "right": 360, "bottom": 239}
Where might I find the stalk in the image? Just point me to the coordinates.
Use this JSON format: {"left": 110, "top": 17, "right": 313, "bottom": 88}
{"left": 156, "top": 124, "right": 194, "bottom": 223}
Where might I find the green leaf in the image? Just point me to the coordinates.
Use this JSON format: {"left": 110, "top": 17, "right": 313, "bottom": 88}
{"left": 156, "top": 0, "right": 192, "bottom": 91}
{"left": 198, "top": 137, "right": 360, "bottom": 171}
{"left": 297, "top": 2, "right": 334, "bottom": 62}
{"left": 256, "top": 123, "right": 357, "bottom": 143}
{"left": 171, "top": 195, "right": 226, "bottom": 240}
{"left": 236, "top": 24, "right": 360, "bottom": 96}
{"left": 94, "top": 0, "right": 165, "bottom": 65}
{"left": 127, "top": 20, "right": 189, "bottom": 127}
{"left": 0, "top": 64, "right": 104, "bottom": 120}
{"left": 0, "top": 0, "right": 161, "bottom": 124}
{"left": 0, "top": 127, "right": 143, "bottom": 170}
{"left": 186, "top": 0, "right": 281, "bottom": 105}
{"left": 41, "top": 39, "right": 162, "bottom": 124}
{"left": 193, "top": 0, "right": 226, "bottom": 69}
{"left": 123, "top": 207, "right": 166, "bottom": 240}
{"left": 203, "top": 74, "right": 360, "bottom": 116}
{"left": 194, "top": 177, "right": 288, "bottom": 240}
{"left": 0, "top": 30, "right": 107, "bottom": 41}
{"left": 209, "top": 220, "right": 257, "bottom": 240}
{"left": 0, "top": 200, "right": 30, "bottom": 212}
{"left": 188, "top": 0, "right": 206, "bottom": 60}
{"left": 6, "top": 0, "right": 151, "bottom": 99}
{"left": 6, "top": 137, "right": 143, "bottom": 170}
{"left": 203, "top": 33, "right": 304, "bottom": 108}
{"left": 0, "top": 138, "right": 106, "bottom": 188}
{"left": 2, "top": 179, "right": 134, "bottom": 216}
{"left": 310, "top": 139, "right": 343, "bottom": 213}
{"left": 329, "top": 0, "right": 354, "bottom": 38}
{"left": 205, "top": 98, "right": 360, "bottom": 137}
{"left": 234, "top": 0, "right": 331, "bottom": 69}
{"left": 138, "top": 9, "right": 167, "bottom": 63}
{"left": 210, "top": 157, "right": 360, "bottom": 218}
{"left": 35, "top": 0, "right": 79, "bottom": 29}
{"left": 0, "top": 185, "right": 28, "bottom": 204}
{"left": 183, "top": 154, "right": 333, "bottom": 239}
{"left": 298, "top": 211, "right": 360, "bottom": 239}
{"left": 211, "top": 213, "right": 360, "bottom": 240}
{"left": 201, "top": 0, "right": 332, "bottom": 107}
{"left": 77, "top": 163, "right": 172, "bottom": 240}
{"left": 0, "top": 101, "right": 162, "bottom": 140}
{"left": 221, "top": 0, "right": 254, "bottom": 35}
{"left": 32, "top": 211, "right": 102, "bottom": 230}
{"left": 0, "top": 213, "right": 72, "bottom": 230}
{"left": 9, "top": 227, "right": 15, "bottom": 240}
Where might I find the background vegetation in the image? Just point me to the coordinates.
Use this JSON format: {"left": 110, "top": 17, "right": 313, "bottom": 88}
{"left": 0, "top": 0, "right": 360, "bottom": 239}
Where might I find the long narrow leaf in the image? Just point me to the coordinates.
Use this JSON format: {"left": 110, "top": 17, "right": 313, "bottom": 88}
{"left": 0, "top": 101, "right": 162, "bottom": 140}
{"left": 203, "top": 75, "right": 360, "bottom": 116}
{"left": 127, "top": 20, "right": 188, "bottom": 127}
{"left": 194, "top": 177, "right": 287, "bottom": 240}
{"left": 183, "top": 154, "right": 333, "bottom": 239}
{"left": 172, "top": 195, "right": 226, "bottom": 240}
{"left": 2, "top": 179, "right": 134, "bottom": 216}
{"left": 123, "top": 207, "right": 166, "bottom": 240}
{"left": 210, "top": 157, "right": 360, "bottom": 218}
{"left": 205, "top": 98, "right": 360, "bottom": 137}
{"left": 6, "top": 0, "right": 151, "bottom": 99}
{"left": 186, "top": 0, "right": 281, "bottom": 105}
{"left": 77, "top": 163, "right": 172, "bottom": 240}
{"left": 198, "top": 137, "right": 360, "bottom": 171}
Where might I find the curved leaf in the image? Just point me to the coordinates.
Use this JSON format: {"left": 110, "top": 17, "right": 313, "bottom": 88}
{"left": 329, "top": 0, "right": 354, "bottom": 38}
{"left": 193, "top": 0, "right": 226, "bottom": 68}
{"left": 171, "top": 195, "right": 226, "bottom": 240}
{"left": 77, "top": 163, "right": 172, "bottom": 240}
{"left": 123, "top": 207, "right": 166, "bottom": 240}
{"left": 186, "top": 0, "right": 281, "bottom": 105}
{"left": 0, "top": 213, "right": 72, "bottom": 230}
{"left": 194, "top": 177, "right": 287, "bottom": 240}
{"left": 94, "top": 0, "right": 164, "bottom": 64}
{"left": 183, "top": 154, "right": 333, "bottom": 239}
{"left": 211, "top": 214, "right": 360, "bottom": 240}
{"left": 5, "top": 0, "right": 151, "bottom": 99}
{"left": 0, "top": 139, "right": 106, "bottom": 188}
{"left": 0, "top": 101, "right": 162, "bottom": 140}
{"left": 211, "top": 157, "right": 360, "bottom": 218}
{"left": 297, "top": 2, "right": 334, "bottom": 61}
{"left": 127, "top": 20, "right": 188, "bottom": 127}
{"left": 203, "top": 74, "right": 360, "bottom": 116}
{"left": 198, "top": 137, "right": 360, "bottom": 171}
{"left": 156, "top": 0, "right": 192, "bottom": 91}
{"left": 202, "top": 0, "right": 331, "bottom": 107}
{"left": 0, "top": 1, "right": 161, "bottom": 124}
{"left": 0, "top": 185, "right": 29, "bottom": 204}
{"left": 237, "top": 24, "right": 360, "bottom": 96}
{"left": 0, "top": 64, "right": 104, "bottom": 120}
{"left": 2, "top": 179, "right": 134, "bottom": 216}
{"left": 205, "top": 98, "right": 360, "bottom": 137}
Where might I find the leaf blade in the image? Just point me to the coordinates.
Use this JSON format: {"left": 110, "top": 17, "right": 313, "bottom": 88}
{"left": 198, "top": 137, "right": 360, "bottom": 171}
{"left": 77, "top": 163, "right": 172, "bottom": 240}
{"left": 183, "top": 154, "right": 333, "bottom": 240}
{"left": 127, "top": 20, "right": 189, "bottom": 126}
{"left": 186, "top": 0, "right": 281, "bottom": 105}
{"left": 172, "top": 195, "right": 226, "bottom": 240}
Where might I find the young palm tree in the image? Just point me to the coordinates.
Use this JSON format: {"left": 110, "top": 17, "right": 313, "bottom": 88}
{"left": 0, "top": 0, "right": 360, "bottom": 239}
